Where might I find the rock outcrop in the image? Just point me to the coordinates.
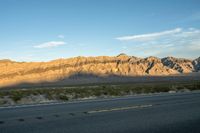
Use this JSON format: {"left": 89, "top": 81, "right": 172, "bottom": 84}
{"left": 0, "top": 54, "right": 199, "bottom": 87}
{"left": 161, "top": 57, "right": 194, "bottom": 73}
{"left": 193, "top": 57, "right": 200, "bottom": 72}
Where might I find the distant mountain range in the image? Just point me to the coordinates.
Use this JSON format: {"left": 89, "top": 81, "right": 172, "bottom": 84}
{"left": 0, "top": 54, "right": 200, "bottom": 88}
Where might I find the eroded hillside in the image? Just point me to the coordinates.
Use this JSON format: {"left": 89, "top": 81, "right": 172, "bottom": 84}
{"left": 0, "top": 54, "right": 199, "bottom": 87}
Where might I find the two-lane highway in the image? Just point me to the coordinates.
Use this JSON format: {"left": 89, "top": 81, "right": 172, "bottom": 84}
{"left": 0, "top": 91, "right": 200, "bottom": 133}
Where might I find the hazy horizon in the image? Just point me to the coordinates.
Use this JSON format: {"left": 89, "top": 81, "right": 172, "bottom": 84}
{"left": 0, "top": 53, "right": 200, "bottom": 63}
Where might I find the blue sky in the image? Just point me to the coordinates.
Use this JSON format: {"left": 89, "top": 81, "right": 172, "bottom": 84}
{"left": 0, "top": 0, "right": 200, "bottom": 61}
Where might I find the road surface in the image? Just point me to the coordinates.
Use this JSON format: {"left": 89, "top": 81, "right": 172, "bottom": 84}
{"left": 0, "top": 91, "right": 200, "bottom": 133}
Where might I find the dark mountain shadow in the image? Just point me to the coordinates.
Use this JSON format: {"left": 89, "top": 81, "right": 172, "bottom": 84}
{"left": 2, "top": 72, "right": 200, "bottom": 89}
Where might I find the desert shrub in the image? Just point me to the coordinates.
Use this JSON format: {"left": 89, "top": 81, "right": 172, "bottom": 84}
{"left": 10, "top": 91, "right": 24, "bottom": 102}
{"left": 153, "top": 85, "right": 170, "bottom": 93}
{"left": 0, "top": 92, "right": 4, "bottom": 98}
{"left": 92, "top": 89, "right": 102, "bottom": 96}
{"left": 58, "top": 95, "right": 69, "bottom": 101}
{"left": 46, "top": 93, "right": 54, "bottom": 100}
{"left": 0, "top": 81, "right": 200, "bottom": 105}
{"left": 175, "top": 85, "right": 184, "bottom": 90}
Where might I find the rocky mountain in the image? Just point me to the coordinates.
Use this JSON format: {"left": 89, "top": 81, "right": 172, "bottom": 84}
{"left": 193, "top": 57, "right": 200, "bottom": 71}
{"left": 0, "top": 54, "right": 199, "bottom": 88}
{"left": 161, "top": 57, "right": 194, "bottom": 73}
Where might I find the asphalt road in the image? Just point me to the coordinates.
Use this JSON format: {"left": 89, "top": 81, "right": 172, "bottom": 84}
{"left": 0, "top": 91, "right": 200, "bottom": 133}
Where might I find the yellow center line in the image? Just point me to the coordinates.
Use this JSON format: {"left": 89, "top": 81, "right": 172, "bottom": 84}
{"left": 87, "top": 104, "right": 153, "bottom": 114}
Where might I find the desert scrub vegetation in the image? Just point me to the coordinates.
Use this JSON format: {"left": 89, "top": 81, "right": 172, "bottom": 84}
{"left": 0, "top": 81, "right": 200, "bottom": 105}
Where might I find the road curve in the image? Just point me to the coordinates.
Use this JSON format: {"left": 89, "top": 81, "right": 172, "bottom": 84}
{"left": 0, "top": 91, "right": 200, "bottom": 133}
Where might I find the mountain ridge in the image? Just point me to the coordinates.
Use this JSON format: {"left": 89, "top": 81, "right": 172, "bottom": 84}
{"left": 0, "top": 54, "right": 200, "bottom": 88}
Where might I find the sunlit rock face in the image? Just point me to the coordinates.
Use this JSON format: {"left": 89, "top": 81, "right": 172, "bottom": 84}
{"left": 0, "top": 54, "right": 199, "bottom": 87}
